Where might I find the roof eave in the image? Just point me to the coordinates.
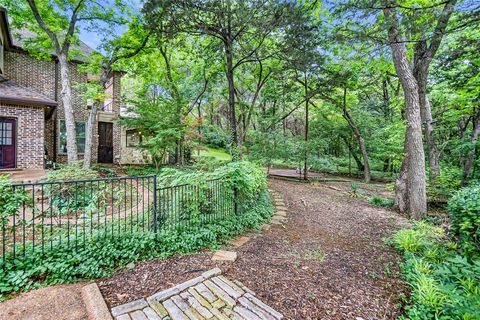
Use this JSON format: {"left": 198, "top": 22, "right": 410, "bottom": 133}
{"left": 0, "top": 96, "right": 58, "bottom": 107}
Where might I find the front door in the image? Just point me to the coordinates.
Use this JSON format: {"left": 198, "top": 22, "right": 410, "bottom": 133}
{"left": 0, "top": 118, "right": 16, "bottom": 169}
{"left": 98, "top": 122, "right": 113, "bottom": 163}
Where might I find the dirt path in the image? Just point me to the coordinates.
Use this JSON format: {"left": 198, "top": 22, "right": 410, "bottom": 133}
{"left": 98, "top": 178, "right": 409, "bottom": 319}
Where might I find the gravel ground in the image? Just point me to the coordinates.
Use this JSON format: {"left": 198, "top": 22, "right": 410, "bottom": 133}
{"left": 98, "top": 178, "right": 409, "bottom": 319}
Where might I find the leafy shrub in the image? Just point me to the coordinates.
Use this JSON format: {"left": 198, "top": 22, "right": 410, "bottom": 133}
{"left": 391, "top": 222, "right": 480, "bottom": 319}
{"left": 309, "top": 156, "right": 337, "bottom": 173}
{"left": 428, "top": 166, "right": 462, "bottom": 199}
{"left": 125, "top": 165, "right": 161, "bottom": 177}
{"left": 0, "top": 162, "right": 273, "bottom": 299}
{"left": 390, "top": 221, "right": 445, "bottom": 256}
{"left": 92, "top": 164, "right": 118, "bottom": 178}
{"left": 45, "top": 162, "right": 99, "bottom": 182}
{"left": 191, "top": 156, "right": 228, "bottom": 171}
{"left": 0, "top": 175, "right": 30, "bottom": 229}
{"left": 447, "top": 183, "right": 480, "bottom": 255}
{"left": 369, "top": 195, "right": 395, "bottom": 208}
{"left": 201, "top": 125, "right": 230, "bottom": 149}
{"left": 44, "top": 164, "right": 102, "bottom": 216}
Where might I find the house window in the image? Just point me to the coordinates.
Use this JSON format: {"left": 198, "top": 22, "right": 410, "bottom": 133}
{"left": 58, "top": 120, "right": 85, "bottom": 154}
{"left": 0, "top": 121, "right": 13, "bottom": 145}
{"left": 126, "top": 129, "right": 142, "bottom": 147}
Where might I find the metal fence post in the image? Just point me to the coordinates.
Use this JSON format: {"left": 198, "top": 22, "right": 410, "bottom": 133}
{"left": 153, "top": 175, "right": 158, "bottom": 237}
{"left": 234, "top": 186, "right": 238, "bottom": 215}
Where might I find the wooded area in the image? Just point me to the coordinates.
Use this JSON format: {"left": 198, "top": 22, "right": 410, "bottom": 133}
{"left": 3, "top": 0, "right": 479, "bottom": 219}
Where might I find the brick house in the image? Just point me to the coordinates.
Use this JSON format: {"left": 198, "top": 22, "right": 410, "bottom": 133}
{"left": 0, "top": 8, "right": 146, "bottom": 170}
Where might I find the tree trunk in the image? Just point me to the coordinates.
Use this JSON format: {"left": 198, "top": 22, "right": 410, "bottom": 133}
{"left": 461, "top": 109, "right": 480, "bottom": 186}
{"left": 415, "top": 69, "right": 440, "bottom": 182}
{"left": 342, "top": 86, "right": 371, "bottom": 183}
{"left": 58, "top": 53, "right": 78, "bottom": 163}
{"left": 225, "top": 42, "right": 238, "bottom": 159}
{"left": 384, "top": 2, "right": 427, "bottom": 218}
{"left": 83, "top": 103, "right": 97, "bottom": 169}
{"left": 424, "top": 96, "right": 440, "bottom": 180}
{"left": 340, "top": 135, "right": 364, "bottom": 172}
{"left": 395, "top": 153, "right": 409, "bottom": 212}
{"left": 303, "top": 73, "right": 309, "bottom": 180}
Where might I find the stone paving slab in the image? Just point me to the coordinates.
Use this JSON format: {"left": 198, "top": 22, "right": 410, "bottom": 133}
{"left": 212, "top": 250, "right": 238, "bottom": 262}
{"left": 228, "top": 236, "right": 251, "bottom": 247}
{"left": 112, "top": 268, "right": 283, "bottom": 320}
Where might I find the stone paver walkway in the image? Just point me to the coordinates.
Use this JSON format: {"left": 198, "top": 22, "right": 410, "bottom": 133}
{"left": 111, "top": 268, "right": 283, "bottom": 320}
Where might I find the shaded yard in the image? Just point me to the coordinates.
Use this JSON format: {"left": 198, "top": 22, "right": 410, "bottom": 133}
{"left": 98, "top": 178, "right": 409, "bottom": 319}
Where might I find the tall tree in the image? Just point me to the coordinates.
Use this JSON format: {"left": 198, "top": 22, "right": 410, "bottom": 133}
{"left": 4, "top": 0, "right": 127, "bottom": 163}
{"left": 143, "top": 0, "right": 304, "bottom": 157}
{"left": 382, "top": 0, "right": 427, "bottom": 217}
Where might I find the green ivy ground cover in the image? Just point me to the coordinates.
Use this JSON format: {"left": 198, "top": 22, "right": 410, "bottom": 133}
{"left": 0, "top": 161, "right": 273, "bottom": 301}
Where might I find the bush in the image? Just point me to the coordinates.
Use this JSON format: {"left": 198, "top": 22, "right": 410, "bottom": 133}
{"left": 0, "top": 189, "right": 273, "bottom": 299}
{"left": 45, "top": 162, "right": 99, "bottom": 182}
{"left": 201, "top": 125, "right": 230, "bottom": 149}
{"left": 390, "top": 221, "right": 445, "bottom": 256}
{"left": 125, "top": 165, "right": 161, "bottom": 177}
{"left": 369, "top": 195, "right": 395, "bottom": 208}
{"left": 447, "top": 184, "right": 480, "bottom": 255}
{"left": 0, "top": 175, "right": 30, "bottom": 230}
{"left": 428, "top": 166, "right": 462, "bottom": 199}
{"left": 191, "top": 156, "right": 228, "bottom": 171}
{"left": 0, "top": 161, "right": 273, "bottom": 300}
{"left": 391, "top": 222, "right": 480, "bottom": 319}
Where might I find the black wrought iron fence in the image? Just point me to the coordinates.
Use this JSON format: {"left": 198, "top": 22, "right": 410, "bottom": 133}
{"left": 1, "top": 176, "right": 236, "bottom": 262}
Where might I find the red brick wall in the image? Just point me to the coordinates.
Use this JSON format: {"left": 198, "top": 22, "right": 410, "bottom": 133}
{"left": 0, "top": 104, "right": 44, "bottom": 169}
{"left": 3, "top": 50, "right": 122, "bottom": 165}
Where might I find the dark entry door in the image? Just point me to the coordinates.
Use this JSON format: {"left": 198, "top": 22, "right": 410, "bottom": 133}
{"left": 98, "top": 122, "right": 113, "bottom": 163}
{"left": 0, "top": 118, "right": 16, "bottom": 169}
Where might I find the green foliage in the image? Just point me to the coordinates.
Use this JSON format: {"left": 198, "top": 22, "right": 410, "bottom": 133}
{"left": 391, "top": 222, "right": 480, "bottom": 319}
{"left": 191, "top": 156, "right": 228, "bottom": 172}
{"left": 369, "top": 195, "right": 395, "bottom": 208}
{"left": 91, "top": 165, "right": 118, "bottom": 178}
{"left": 124, "top": 165, "right": 161, "bottom": 177}
{"left": 44, "top": 164, "right": 100, "bottom": 215}
{"left": 200, "top": 125, "right": 230, "bottom": 149}
{"left": 390, "top": 222, "right": 446, "bottom": 256}
{"left": 45, "top": 163, "right": 99, "bottom": 182}
{"left": 349, "top": 182, "right": 362, "bottom": 197}
{"left": 0, "top": 175, "right": 30, "bottom": 229}
{"left": 428, "top": 166, "right": 462, "bottom": 199}
{"left": 0, "top": 162, "right": 273, "bottom": 299}
{"left": 447, "top": 184, "right": 480, "bottom": 255}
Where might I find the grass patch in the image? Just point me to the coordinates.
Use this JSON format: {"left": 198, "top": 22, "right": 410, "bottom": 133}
{"left": 195, "top": 147, "right": 232, "bottom": 161}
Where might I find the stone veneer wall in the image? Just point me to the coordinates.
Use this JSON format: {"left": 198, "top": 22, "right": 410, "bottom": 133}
{"left": 0, "top": 104, "right": 44, "bottom": 169}
{"left": 4, "top": 50, "right": 123, "bottom": 165}
{"left": 119, "top": 126, "right": 150, "bottom": 165}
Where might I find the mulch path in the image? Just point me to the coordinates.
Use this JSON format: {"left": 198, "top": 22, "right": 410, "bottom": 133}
{"left": 98, "top": 178, "right": 409, "bottom": 319}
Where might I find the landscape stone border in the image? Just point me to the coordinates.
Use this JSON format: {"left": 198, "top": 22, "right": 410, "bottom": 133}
{"left": 82, "top": 283, "right": 114, "bottom": 320}
{"left": 111, "top": 268, "right": 283, "bottom": 320}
